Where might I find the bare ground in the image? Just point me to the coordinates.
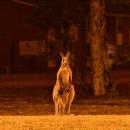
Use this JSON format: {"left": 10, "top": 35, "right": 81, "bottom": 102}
{"left": 0, "top": 84, "right": 130, "bottom": 115}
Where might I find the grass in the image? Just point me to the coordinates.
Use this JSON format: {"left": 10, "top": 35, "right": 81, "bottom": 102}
{"left": 0, "top": 115, "right": 130, "bottom": 130}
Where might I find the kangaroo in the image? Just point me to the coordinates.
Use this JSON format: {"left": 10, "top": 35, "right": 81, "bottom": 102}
{"left": 53, "top": 52, "right": 75, "bottom": 115}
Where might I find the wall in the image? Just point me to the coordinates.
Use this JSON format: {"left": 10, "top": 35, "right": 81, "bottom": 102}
{"left": 0, "top": 1, "right": 47, "bottom": 73}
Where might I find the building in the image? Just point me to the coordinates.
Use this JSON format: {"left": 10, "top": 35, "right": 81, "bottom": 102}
{"left": 0, "top": 0, "right": 130, "bottom": 73}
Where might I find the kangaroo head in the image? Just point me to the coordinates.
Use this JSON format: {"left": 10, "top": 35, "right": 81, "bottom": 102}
{"left": 60, "top": 52, "right": 70, "bottom": 66}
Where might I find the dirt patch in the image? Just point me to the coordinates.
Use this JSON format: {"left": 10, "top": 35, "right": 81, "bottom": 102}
{"left": 0, "top": 85, "right": 130, "bottom": 115}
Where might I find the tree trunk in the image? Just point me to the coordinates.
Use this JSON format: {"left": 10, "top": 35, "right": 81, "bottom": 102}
{"left": 90, "top": 0, "right": 106, "bottom": 96}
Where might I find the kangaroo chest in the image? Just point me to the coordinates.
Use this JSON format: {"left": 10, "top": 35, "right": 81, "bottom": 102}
{"left": 60, "top": 69, "right": 70, "bottom": 84}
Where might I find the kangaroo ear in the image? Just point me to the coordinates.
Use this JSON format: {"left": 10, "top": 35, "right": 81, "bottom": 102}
{"left": 66, "top": 51, "right": 70, "bottom": 58}
{"left": 60, "top": 52, "right": 64, "bottom": 58}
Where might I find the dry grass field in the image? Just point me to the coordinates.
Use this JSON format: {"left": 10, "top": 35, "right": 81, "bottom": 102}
{"left": 0, "top": 69, "right": 130, "bottom": 129}
{"left": 0, "top": 115, "right": 130, "bottom": 130}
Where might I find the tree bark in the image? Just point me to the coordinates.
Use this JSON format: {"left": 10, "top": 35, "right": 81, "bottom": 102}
{"left": 90, "top": 0, "right": 106, "bottom": 96}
